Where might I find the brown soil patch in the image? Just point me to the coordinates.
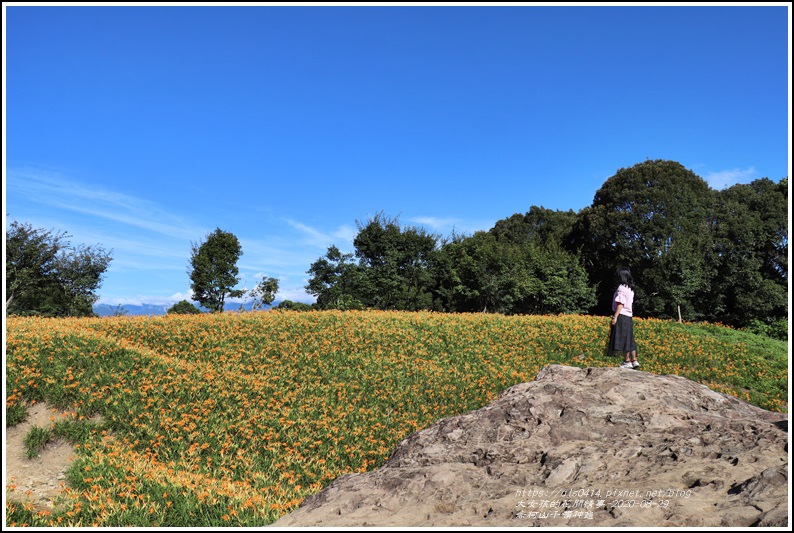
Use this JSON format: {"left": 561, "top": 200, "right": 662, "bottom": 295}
{"left": 5, "top": 403, "right": 77, "bottom": 511}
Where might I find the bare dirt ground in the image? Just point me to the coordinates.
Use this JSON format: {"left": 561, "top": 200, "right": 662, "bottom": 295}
{"left": 5, "top": 402, "right": 76, "bottom": 511}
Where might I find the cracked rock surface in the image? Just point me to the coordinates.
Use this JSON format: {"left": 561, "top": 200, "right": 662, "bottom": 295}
{"left": 272, "top": 365, "right": 788, "bottom": 527}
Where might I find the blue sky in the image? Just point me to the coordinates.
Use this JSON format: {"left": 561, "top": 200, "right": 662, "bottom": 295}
{"left": 4, "top": 3, "right": 791, "bottom": 306}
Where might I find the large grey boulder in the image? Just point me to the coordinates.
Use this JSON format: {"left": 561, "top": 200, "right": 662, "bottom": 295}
{"left": 272, "top": 365, "right": 788, "bottom": 527}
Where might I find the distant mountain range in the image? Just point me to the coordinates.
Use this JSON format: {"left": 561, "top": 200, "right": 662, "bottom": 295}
{"left": 93, "top": 301, "right": 270, "bottom": 316}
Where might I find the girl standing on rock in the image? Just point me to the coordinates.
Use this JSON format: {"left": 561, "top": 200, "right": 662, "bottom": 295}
{"left": 608, "top": 268, "right": 639, "bottom": 369}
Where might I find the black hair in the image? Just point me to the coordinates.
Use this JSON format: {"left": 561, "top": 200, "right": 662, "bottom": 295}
{"left": 616, "top": 268, "right": 635, "bottom": 290}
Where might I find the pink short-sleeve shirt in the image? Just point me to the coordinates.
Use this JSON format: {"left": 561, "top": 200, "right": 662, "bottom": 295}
{"left": 613, "top": 284, "right": 634, "bottom": 317}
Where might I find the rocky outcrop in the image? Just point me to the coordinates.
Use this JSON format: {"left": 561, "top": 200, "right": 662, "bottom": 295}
{"left": 272, "top": 365, "right": 788, "bottom": 527}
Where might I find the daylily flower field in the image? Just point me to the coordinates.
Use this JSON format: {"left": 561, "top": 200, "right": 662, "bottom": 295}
{"left": 5, "top": 310, "right": 787, "bottom": 526}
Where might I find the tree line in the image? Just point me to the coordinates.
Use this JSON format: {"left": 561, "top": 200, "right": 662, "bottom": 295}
{"left": 6, "top": 160, "right": 788, "bottom": 338}
{"left": 305, "top": 160, "right": 788, "bottom": 337}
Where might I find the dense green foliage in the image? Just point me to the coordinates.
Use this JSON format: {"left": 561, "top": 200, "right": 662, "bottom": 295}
{"left": 5, "top": 221, "right": 112, "bottom": 317}
{"left": 306, "top": 245, "right": 363, "bottom": 310}
{"left": 166, "top": 299, "right": 202, "bottom": 315}
{"left": 306, "top": 210, "right": 595, "bottom": 315}
{"left": 307, "top": 214, "right": 441, "bottom": 311}
{"left": 707, "top": 178, "right": 788, "bottom": 328}
{"left": 306, "top": 160, "right": 788, "bottom": 337}
{"left": 353, "top": 213, "right": 439, "bottom": 310}
{"left": 744, "top": 318, "right": 788, "bottom": 341}
{"left": 275, "top": 300, "right": 315, "bottom": 311}
{"left": 188, "top": 228, "right": 245, "bottom": 313}
{"left": 5, "top": 311, "right": 787, "bottom": 526}
{"left": 438, "top": 230, "right": 594, "bottom": 314}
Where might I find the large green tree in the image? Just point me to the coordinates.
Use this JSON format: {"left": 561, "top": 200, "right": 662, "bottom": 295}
{"left": 6, "top": 221, "right": 113, "bottom": 317}
{"left": 188, "top": 228, "right": 245, "bottom": 313}
{"left": 306, "top": 245, "right": 364, "bottom": 310}
{"left": 306, "top": 214, "right": 440, "bottom": 311}
{"left": 571, "top": 160, "right": 715, "bottom": 319}
{"left": 706, "top": 177, "right": 788, "bottom": 328}
{"left": 352, "top": 213, "right": 439, "bottom": 311}
{"left": 439, "top": 231, "right": 526, "bottom": 313}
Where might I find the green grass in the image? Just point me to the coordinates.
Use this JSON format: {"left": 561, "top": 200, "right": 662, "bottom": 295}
{"left": 5, "top": 311, "right": 788, "bottom": 526}
{"left": 6, "top": 402, "right": 28, "bottom": 427}
{"left": 23, "top": 426, "right": 54, "bottom": 459}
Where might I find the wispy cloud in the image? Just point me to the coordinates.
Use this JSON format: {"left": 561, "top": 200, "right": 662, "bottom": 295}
{"left": 7, "top": 168, "right": 216, "bottom": 306}
{"left": 7, "top": 167, "right": 206, "bottom": 240}
{"left": 704, "top": 167, "right": 757, "bottom": 190}
{"left": 284, "top": 219, "right": 332, "bottom": 248}
{"left": 284, "top": 218, "right": 356, "bottom": 250}
{"left": 332, "top": 225, "right": 357, "bottom": 243}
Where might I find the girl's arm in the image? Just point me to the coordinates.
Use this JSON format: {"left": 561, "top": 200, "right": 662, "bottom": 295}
{"left": 612, "top": 303, "right": 624, "bottom": 325}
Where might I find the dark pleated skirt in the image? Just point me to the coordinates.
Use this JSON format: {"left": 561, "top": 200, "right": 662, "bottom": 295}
{"left": 608, "top": 314, "right": 637, "bottom": 355}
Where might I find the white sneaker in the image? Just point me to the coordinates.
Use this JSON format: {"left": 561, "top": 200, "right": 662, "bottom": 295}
{"left": 632, "top": 361, "right": 640, "bottom": 369}
{"left": 619, "top": 362, "right": 634, "bottom": 369}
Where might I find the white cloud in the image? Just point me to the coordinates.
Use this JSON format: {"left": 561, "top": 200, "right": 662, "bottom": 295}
{"left": 704, "top": 167, "right": 757, "bottom": 190}
{"left": 276, "top": 286, "right": 316, "bottom": 304}
{"left": 407, "top": 215, "right": 494, "bottom": 237}
{"left": 101, "top": 292, "right": 190, "bottom": 307}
